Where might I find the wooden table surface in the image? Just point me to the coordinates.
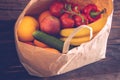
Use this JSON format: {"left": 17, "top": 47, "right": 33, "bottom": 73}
{"left": 0, "top": 0, "right": 120, "bottom": 80}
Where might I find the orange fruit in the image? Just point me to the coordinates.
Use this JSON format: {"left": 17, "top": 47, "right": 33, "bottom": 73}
{"left": 17, "top": 16, "right": 39, "bottom": 42}
{"left": 33, "top": 39, "right": 49, "bottom": 48}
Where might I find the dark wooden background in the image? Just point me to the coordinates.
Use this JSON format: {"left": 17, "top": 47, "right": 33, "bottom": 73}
{"left": 0, "top": 0, "right": 120, "bottom": 80}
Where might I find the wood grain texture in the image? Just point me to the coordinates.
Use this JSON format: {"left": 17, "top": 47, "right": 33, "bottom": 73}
{"left": 0, "top": 0, "right": 119, "bottom": 20}
{"left": 0, "top": 0, "right": 120, "bottom": 80}
{"left": 0, "top": 0, "right": 29, "bottom": 20}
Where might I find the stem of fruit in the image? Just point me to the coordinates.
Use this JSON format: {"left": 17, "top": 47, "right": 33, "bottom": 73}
{"left": 64, "top": 3, "right": 85, "bottom": 23}
{"left": 63, "top": 10, "right": 85, "bottom": 23}
{"left": 90, "top": 8, "right": 106, "bottom": 18}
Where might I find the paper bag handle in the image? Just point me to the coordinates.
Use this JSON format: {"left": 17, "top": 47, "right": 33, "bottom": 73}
{"left": 62, "top": 25, "right": 93, "bottom": 54}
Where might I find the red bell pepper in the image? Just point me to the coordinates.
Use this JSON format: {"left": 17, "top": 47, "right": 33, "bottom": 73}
{"left": 82, "top": 4, "right": 106, "bottom": 23}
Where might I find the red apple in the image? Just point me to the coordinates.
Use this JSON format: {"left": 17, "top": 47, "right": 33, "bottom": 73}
{"left": 39, "top": 11, "right": 61, "bottom": 35}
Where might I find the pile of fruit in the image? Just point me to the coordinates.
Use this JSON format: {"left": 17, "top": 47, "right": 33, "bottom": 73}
{"left": 17, "top": 1, "right": 107, "bottom": 53}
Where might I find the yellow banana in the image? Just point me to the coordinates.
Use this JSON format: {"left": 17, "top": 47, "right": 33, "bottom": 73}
{"left": 60, "top": 14, "right": 108, "bottom": 38}
{"left": 61, "top": 33, "right": 97, "bottom": 46}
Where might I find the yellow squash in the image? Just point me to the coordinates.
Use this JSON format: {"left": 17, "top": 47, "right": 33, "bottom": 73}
{"left": 60, "top": 14, "right": 108, "bottom": 38}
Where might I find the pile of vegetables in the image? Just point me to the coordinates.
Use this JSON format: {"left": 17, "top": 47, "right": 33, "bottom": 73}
{"left": 17, "top": 1, "right": 107, "bottom": 53}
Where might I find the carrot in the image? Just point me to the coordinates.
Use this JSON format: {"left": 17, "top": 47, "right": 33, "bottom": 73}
{"left": 33, "top": 39, "right": 49, "bottom": 48}
{"left": 25, "top": 41, "right": 34, "bottom": 45}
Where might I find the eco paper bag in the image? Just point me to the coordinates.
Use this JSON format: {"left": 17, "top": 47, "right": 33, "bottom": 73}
{"left": 14, "top": 0, "right": 114, "bottom": 77}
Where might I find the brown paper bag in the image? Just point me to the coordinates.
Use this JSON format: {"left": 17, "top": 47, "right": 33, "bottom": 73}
{"left": 14, "top": 0, "right": 114, "bottom": 77}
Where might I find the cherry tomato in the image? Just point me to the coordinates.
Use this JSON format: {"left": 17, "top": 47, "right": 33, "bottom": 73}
{"left": 49, "top": 1, "right": 64, "bottom": 17}
{"left": 60, "top": 13, "right": 74, "bottom": 28}
{"left": 72, "top": 4, "right": 81, "bottom": 13}
{"left": 74, "top": 14, "right": 88, "bottom": 27}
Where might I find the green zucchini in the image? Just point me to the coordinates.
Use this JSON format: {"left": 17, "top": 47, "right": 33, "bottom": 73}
{"left": 33, "top": 30, "right": 74, "bottom": 52}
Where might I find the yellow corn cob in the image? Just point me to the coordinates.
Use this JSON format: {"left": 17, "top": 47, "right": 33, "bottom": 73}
{"left": 60, "top": 14, "right": 108, "bottom": 38}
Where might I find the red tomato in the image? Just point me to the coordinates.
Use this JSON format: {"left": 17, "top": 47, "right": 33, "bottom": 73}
{"left": 74, "top": 14, "right": 88, "bottom": 27}
{"left": 49, "top": 1, "right": 64, "bottom": 17}
{"left": 72, "top": 5, "right": 81, "bottom": 13}
{"left": 60, "top": 13, "right": 74, "bottom": 28}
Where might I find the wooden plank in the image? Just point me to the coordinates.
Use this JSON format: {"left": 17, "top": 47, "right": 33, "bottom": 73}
{"left": 108, "top": 39, "right": 120, "bottom": 45}
{"left": 0, "top": 0, "right": 29, "bottom": 20}
{"left": 0, "top": 0, "right": 120, "bottom": 20}
{"left": 108, "top": 28, "right": 120, "bottom": 39}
